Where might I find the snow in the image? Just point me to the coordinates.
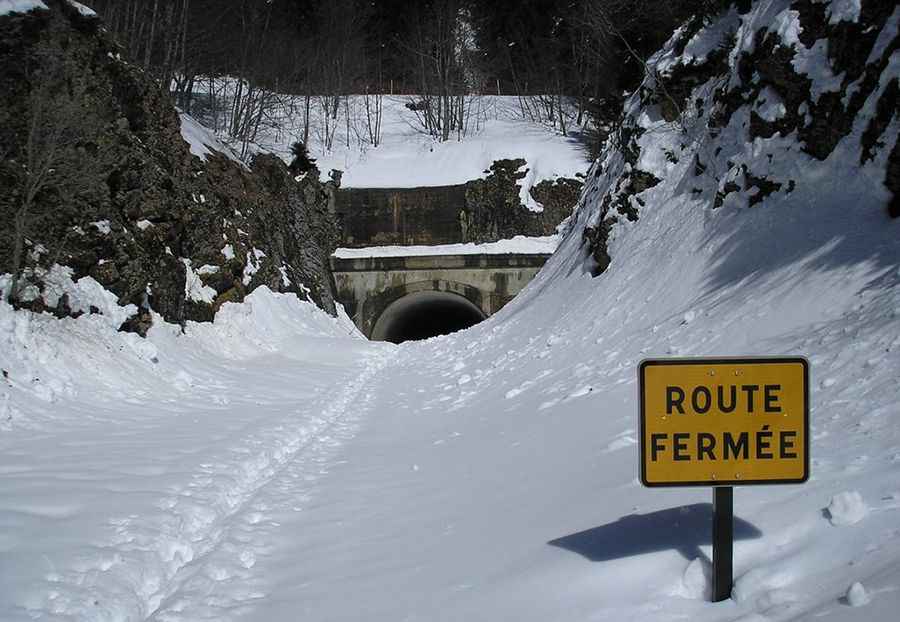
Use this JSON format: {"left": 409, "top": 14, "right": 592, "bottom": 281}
{"left": 0, "top": 1, "right": 899, "bottom": 621}
{"left": 793, "top": 39, "right": 845, "bottom": 103}
{"left": 313, "top": 96, "right": 588, "bottom": 191}
{"left": 90, "top": 219, "right": 111, "bottom": 234}
{"left": 0, "top": 0, "right": 48, "bottom": 16}
{"left": 181, "top": 258, "right": 217, "bottom": 304}
{"left": 333, "top": 235, "right": 559, "bottom": 259}
{"left": 827, "top": 0, "right": 861, "bottom": 25}
{"left": 190, "top": 85, "right": 590, "bottom": 190}
{"left": 756, "top": 87, "right": 787, "bottom": 122}
{"left": 242, "top": 248, "right": 266, "bottom": 286}
{"left": 178, "top": 110, "right": 245, "bottom": 167}
{"left": 846, "top": 581, "right": 870, "bottom": 606}
{"left": 681, "top": 8, "right": 741, "bottom": 64}
{"left": 826, "top": 491, "right": 868, "bottom": 526}
{"left": 772, "top": 8, "right": 802, "bottom": 47}
{"left": 65, "top": 0, "right": 95, "bottom": 17}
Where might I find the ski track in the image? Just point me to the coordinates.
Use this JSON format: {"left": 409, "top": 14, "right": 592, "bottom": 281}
{"left": 26, "top": 347, "right": 396, "bottom": 622}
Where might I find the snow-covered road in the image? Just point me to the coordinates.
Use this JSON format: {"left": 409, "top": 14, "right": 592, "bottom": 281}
{"left": 2, "top": 1, "right": 899, "bottom": 618}
{"left": 0, "top": 296, "right": 400, "bottom": 621}
{"left": 2, "top": 224, "right": 899, "bottom": 622}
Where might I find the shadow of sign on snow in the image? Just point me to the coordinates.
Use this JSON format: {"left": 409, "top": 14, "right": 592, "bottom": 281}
{"left": 548, "top": 503, "right": 762, "bottom": 562}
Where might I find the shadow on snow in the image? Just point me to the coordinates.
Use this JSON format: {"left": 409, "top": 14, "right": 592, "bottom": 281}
{"left": 548, "top": 503, "right": 762, "bottom": 562}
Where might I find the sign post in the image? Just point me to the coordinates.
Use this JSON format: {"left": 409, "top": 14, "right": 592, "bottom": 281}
{"left": 638, "top": 357, "right": 809, "bottom": 602}
{"left": 712, "top": 486, "right": 733, "bottom": 602}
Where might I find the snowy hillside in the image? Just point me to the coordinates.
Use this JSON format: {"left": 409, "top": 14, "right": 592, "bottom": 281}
{"left": 199, "top": 90, "right": 590, "bottom": 190}
{"left": 1, "top": 1, "right": 899, "bottom": 621}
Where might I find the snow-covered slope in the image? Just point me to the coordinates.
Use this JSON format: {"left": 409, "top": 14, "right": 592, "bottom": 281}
{"left": 221, "top": 92, "right": 590, "bottom": 190}
{"left": 0, "top": 1, "right": 898, "bottom": 621}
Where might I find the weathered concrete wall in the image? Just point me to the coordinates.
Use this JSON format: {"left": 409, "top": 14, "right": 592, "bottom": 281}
{"left": 335, "top": 163, "right": 584, "bottom": 248}
{"left": 336, "top": 186, "right": 467, "bottom": 247}
{"left": 331, "top": 253, "right": 549, "bottom": 338}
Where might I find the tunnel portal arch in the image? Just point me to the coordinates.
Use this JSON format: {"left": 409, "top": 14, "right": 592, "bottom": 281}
{"left": 330, "top": 253, "right": 550, "bottom": 342}
{"left": 364, "top": 279, "right": 487, "bottom": 342}
{"left": 371, "top": 289, "right": 487, "bottom": 343}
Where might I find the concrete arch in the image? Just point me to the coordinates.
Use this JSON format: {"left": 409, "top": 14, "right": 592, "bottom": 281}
{"left": 362, "top": 279, "right": 486, "bottom": 340}
{"left": 371, "top": 289, "right": 487, "bottom": 343}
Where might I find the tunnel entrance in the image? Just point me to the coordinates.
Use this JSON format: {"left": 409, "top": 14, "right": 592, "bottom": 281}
{"left": 371, "top": 291, "right": 487, "bottom": 343}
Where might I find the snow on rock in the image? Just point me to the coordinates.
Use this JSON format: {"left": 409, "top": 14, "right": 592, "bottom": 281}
{"left": 681, "top": 8, "right": 741, "bottom": 64}
{"left": 517, "top": 162, "right": 545, "bottom": 212}
{"left": 827, "top": 0, "right": 861, "bottom": 25}
{"left": 0, "top": 0, "right": 48, "bottom": 16}
{"left": 826, "top": 491, "right": 868, "bottom": 526}
{"left": 242, "top": 248, "right": 266, "bottom": 286}
{"left": 756, "top": 86, "right": 787, "bottom": 122}
{"left": 89, "top": 219, "right": 111, "bottom": 234}
{"left": 178, "top": 109, "right": 245, "bottom": 167}
{"left": 772, "top": 8, "right": 802, "bottom": 47}
{"left": 333, "top": 235, "right": 559, "bottom": 259}
{"left": 64, "top": 0, "right": 96, "bottom": 17}
{"left": 180, "top": 258, "right": 217, "bottom": 304}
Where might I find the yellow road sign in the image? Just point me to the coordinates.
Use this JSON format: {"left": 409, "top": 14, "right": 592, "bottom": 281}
{"left": 639, "top": 357, "right": 809, "bottom": 487}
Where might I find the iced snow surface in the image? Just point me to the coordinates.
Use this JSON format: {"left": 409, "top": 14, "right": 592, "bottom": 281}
{"left": 1, "top": 1, "right": 899, "bottom": 621}
{"left": 0, "top": 0, "right": 48, "bottom": 15}
{"left": 333, "top": 235, "right": 559, "bottom": 259}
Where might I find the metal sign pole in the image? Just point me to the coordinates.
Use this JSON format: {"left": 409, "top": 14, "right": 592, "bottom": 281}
{"left": 712, "top": 486, "right": 734, "bottom": 602}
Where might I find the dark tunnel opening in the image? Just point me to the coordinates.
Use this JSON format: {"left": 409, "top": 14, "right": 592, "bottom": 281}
{"left": 371, "top": 291, "right": 487, "bottom": 344}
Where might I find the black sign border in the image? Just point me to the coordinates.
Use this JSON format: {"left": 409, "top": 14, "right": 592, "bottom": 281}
{"left": 638, "top": 356, "right": 810, "bottom": 488}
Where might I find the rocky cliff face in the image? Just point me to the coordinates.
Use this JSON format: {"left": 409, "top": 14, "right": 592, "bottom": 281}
{"left": 581, "top": 0, "right": 899, "bottom": 274}
{"left": 460, "top": 159, "right": 583, "bottom": 244}
{"left": 0, "top": 1, "right": 339, "bottom": 334}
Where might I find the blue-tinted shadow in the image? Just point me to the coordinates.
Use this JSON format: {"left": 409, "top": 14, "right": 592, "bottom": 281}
{"left": 548, "top": 503, "right": 762, "bottom": 562}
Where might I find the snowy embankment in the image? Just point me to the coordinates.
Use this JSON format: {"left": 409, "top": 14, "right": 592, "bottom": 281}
{"left": 1, "top": 1, "right": 899, "bottom": 621}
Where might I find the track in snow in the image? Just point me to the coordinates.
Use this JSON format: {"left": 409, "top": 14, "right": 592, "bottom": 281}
{"left": 23, "top": 347, "right": 396, "bottom": 622}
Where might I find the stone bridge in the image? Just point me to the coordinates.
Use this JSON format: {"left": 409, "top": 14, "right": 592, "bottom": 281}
{"left": 331, "top": 253, "right": 550, "bottom": 342}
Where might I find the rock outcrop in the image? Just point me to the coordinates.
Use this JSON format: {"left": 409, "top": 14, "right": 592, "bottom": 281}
{"left": 0, "top": 1, "right": 340, "bottom": 334}
{"left": 581, "top": 0, "right": 899, "bottom": 275}
{"left": 460, "top": 159, "right": 583, "bottom": 244}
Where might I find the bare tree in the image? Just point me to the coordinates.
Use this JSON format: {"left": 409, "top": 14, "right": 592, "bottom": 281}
{"left": 401, "top": 0, "right": 482, "bottom": 142}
